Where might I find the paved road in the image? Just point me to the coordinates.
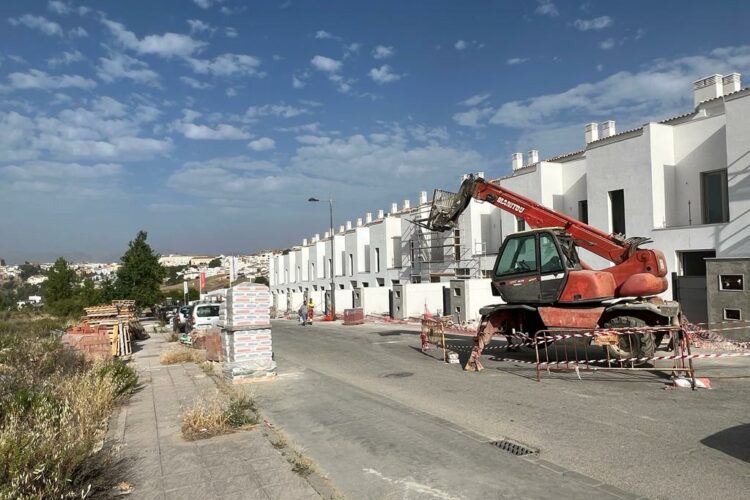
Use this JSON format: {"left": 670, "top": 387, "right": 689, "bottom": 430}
{"left": 254, "top": 320, "right": 749, "bottom": 499}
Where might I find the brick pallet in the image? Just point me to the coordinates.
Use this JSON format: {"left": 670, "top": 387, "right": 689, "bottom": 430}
{"left": 220, "top": 283, "right": 276, "bottom": 383}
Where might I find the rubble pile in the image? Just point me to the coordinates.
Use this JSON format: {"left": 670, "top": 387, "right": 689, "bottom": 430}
{"left": 62, "top": 300, "right": 145, "bottom": 359}
{"left": 220, "top": 283, "right": 275, "bottom": 383}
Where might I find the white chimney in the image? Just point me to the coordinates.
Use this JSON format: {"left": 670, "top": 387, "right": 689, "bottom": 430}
{"left": 601, "top": 120, "right": 616, "bottom": 138}
{"left": 391, "top": 203, "right": 398, "bottom": 214}
{"left": 585, "top": 123, "right": 599, "bottom": 144}
{"left": 366, "top": 212, "right": 373, "bottom": 223}
{"left": 339, "top": 225, "right": 345, "bottom": 233}
{"left": 526, "top": 150, "right": 539, "bottom": 166}
{"left": 346, "top": 220, "right": 352, "bottom": 230}
{"left": 314, "top": 233, "right": 320, "bottom": 242}
{"left": 356, "top": 218, "right": 363, "bottom": 227}
{"left": 693, "top": 74, "right": 723, "bottom": 107}
{"left": 378, "top": 209, "right": 385, "bottom": 219}
{"left": 324, "top": 231, "right": 330, "bottom": 238}
{"left": 511, "top": 152, "right": 523, "bottom": 170}
{"left": 419, "top": 191, "right": 428, "bottom": 204}
{"left": 723, "top": 73, "right": 741, "bottom": 95}
{"left": 403, "top": 199, "right": 411, "bottom": 210}
{"left": 477, "top": 171, "right": 484, "bottom": 179}
{"left": 302, "top": 238, "right": 308, "bottom": 246}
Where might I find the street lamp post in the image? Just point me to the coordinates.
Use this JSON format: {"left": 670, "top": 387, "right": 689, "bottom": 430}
{"left": 308, "top": 197, "right": 336, "bottom": 319}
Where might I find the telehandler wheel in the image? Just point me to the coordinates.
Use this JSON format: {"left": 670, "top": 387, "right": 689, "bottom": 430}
{"left": 602, "top": 316, "right": 655, "bottom": 365}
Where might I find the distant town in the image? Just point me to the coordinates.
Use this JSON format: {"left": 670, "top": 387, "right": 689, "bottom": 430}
{"left": 0, "top": 252, "right": 276, "bottom": 309}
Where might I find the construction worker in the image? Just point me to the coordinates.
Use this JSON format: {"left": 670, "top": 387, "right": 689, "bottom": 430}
{"left": 307, "top": 298, "right": 315, "bottom": 324}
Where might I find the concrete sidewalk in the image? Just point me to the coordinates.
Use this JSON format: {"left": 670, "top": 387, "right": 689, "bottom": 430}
{"left": 109, "top": 327, "right": 319, "bottom": 500}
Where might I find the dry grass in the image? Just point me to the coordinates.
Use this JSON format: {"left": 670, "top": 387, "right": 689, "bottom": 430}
{"left": 180, "top": 392, "right": 258, "bottom": 441}
{"left": 181, "top": 394, "right": 229, "bottom": 441}
{"left": 289, "top": 451, "right": 315, "bottom": 477}
{"left": 160, "top": 347, "right": 205, "bottom": 365}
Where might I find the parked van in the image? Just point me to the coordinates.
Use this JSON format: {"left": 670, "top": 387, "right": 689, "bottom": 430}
{"left": 188, "top": 303, "right": 220, "bottom": 330}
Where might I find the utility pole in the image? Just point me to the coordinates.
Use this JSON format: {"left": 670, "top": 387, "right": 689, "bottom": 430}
{"left": 309, "top": 196, "right": 336, "bottom": 319}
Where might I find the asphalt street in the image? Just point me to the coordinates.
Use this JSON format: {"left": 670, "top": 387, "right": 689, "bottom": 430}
{"left": 254, "top": 320, "right": 750, "bottom": 500}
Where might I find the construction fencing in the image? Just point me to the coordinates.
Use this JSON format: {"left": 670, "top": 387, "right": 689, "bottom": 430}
{"left": 419, "top": 318, "right": 750, "bottom": 387}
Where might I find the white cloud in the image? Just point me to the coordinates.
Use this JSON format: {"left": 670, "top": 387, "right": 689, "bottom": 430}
{"left": 47, "top": 1, "right": 71, "bottom": 15}
{"left": 507, "top": 57, "right": 528, "bottom": 65}
{"left": 574, "top": 16, "right": 613, "bottom": 31}
{"left": 599, "top": 38, "right": 615, "bottom": 50}
{"left": 187, "top": 53, "right": 262, "bottom": 77}
{"left": 292, "top": 75, "right": 306, "bottom": 89}
{"left": 171, "top": 109, "right": 250, "bottom": 140}
{"left": 187, "top": 19, "right": 215, "bottom": 35}
{"left": 102, "top": 18, "right": 207, "bottom": 58}
{"left": 180, "top": 76, "right": 212, "bottom": 89}
{"left": 226, "top": 87, "right": 237, "bottom": 97}
{"left": 225, "top": 27, "right": 238, "bottom": 38}
{"left": 372, "top": 45, "right": 394, "bottom": 59}
{"left": 246, "top": 103, "right": 309, "bottom": 119}
{"left": 314, "top": 30, "right": 338, "bottom": 40}
{"left": 453, "top": 107, "right": 494, "bottom": 128}
{"left": 460, "top": 92, "right": 491, "bottom": 107}
{"left": 48, "top": 49, "right": 85, "bottom": 67}
{"left": 68, "top": 26, "right": 88, "bottom": 37}
{"left": 168, "top": 156, "right": 285, "bottom": 199}
{"left": 0, "top": 161, "right": 124, "bottom": 198}
{"left": 296, "top": 135, "right": 330, "bottom": 145}
{"left": 535, "top": 0, "right": 559, "bottom": 17}
{"left": 487, "top": 44, "right": 750, "bottom": 130}
{"left": 248, "top": 137, "right": 275, "bottom": 151}
{"left": 368, "top": 65, "right": 402, "bottom": 84}
{"left": 454, "top": 40, "right": 484, "bottom": 51}
{"left": 310, "top": 55, "right": 342, "bottom": 72}
{"left": 8, "top": 14, "right": 63, "bottom": 36}
{"left": 2, "top": 161, "right": 122, "bottom": 180}
{"left": 97, "top": 52, "right": 160, "bottom": 85}
{"left": 193, "top": 0, "right": 225, "bottom": 8}
{"left": 2, "top": 69, "right": 96, "bottom": 91}
{"left": 0, "top": 102, "right": 173, "bottom": 163}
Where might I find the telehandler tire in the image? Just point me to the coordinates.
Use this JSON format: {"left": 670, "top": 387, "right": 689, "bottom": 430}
{"left": 602, "top": 316, "right": 655, "bottom": 365}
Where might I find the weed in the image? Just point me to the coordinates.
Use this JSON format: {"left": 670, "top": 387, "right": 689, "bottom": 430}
{"left": 289, "top": 451, "right": 315, "bottom": 478}
{"left": 160, "top": 347, "right": 205, "bottom": 365}
{"left": 168, "top": 332, "right": 179, "bottom": 342}
{"left": 225, "top": 395, "right": 258, "bottom": 428}
{"left": 180, "top": 394, "right": 228, "bottom": 441}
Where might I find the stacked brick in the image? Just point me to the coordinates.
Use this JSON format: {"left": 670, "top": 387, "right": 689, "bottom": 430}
{"left": 220, "top": 283, "right": 276, "bottom": 383}
{"left": 62, "top": 323, "right": 113, "bottom": 360}
{"left": 63, "top": 300, "right": 140, "bottom": 358}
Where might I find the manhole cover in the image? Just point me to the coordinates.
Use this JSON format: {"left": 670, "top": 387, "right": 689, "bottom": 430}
{"left": 383, "top": 372, "right": 413, "bottom": 378}
{"left": 490, "top": 439, "right": 539, "bottom": 456}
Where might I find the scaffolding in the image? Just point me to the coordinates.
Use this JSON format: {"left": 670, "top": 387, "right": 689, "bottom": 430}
{"left": 404, "top": 223, "right": 482, "bottom": 283}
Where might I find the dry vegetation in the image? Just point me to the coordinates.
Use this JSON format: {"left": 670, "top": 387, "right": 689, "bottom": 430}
{"left": 160, "top": 346, "right": 206, "bottom": 365}
{"left": 181, "top": 392, "right": 258, "bottom": 441}
{"left": 0, "top": 319, "right": 138, "bottom": 498}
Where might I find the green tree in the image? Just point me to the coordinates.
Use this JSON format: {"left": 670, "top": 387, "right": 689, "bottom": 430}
{"left": 208, "top": 258, "right": 222, "bottom": 268}
{"left": 44, "top": 257, "right": 81, "bottom": 317}
{"left": 19, "top": 262, "right": 42, "bottom": 281}
{"left": 253, "top": 276, "right": 269, "bottom": 285}
{"left": 115, "top": 231, "right": 166, "bottom": 308}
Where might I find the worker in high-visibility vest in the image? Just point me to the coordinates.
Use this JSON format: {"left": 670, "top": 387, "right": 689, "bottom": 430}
{"left": 307, "top": 298, "right": 315, "bottom": 325}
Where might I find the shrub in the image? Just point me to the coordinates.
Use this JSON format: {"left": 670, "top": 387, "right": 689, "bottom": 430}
{"left": 181, "top": 392, "right": 258, "bottom": 441}
{"left": 0, "top": 318, "right": 135, "bottom": 498}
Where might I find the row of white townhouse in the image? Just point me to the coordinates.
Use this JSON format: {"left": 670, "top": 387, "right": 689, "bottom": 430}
{"left": 270, "top": 73, "right": 750, "bottom": 329}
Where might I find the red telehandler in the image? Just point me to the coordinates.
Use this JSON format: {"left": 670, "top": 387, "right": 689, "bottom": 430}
{"left": 422, "top": 174, "right": 682, "bottom": 371}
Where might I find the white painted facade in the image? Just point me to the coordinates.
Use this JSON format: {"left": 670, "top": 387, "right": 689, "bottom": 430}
{"left": 271, "top": 73, "right": 750, "bottom": 322}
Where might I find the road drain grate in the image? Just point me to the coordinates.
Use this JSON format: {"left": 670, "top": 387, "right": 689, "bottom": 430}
{"left": 490, "top": 439, "right": 539, "bottom": 456}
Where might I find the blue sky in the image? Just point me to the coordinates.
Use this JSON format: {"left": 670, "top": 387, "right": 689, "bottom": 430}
{"left": 1, "top": 0, "right": 749, "bottom": 263}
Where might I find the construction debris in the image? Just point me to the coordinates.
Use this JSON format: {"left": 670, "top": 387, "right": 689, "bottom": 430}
{"left": 62, "top": 300, "right": 146, "bottom": 359}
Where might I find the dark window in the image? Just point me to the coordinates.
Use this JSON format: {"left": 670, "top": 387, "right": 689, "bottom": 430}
{"left": 349, "top": 254, "right": 354, "bottom": 276}
{"left": 578, "top": 200, "right": 588, "bottom": 224}
{"left": 516, "top": 217, "right": 526, "bottom": 232}
{"left": 719, "top": 274, "right": 744, "bottom": 291}
{"left": 539, "top": 234, "right": 564, "bottom": 274}
{"left": 196, "top": 305, "right": 219, "bottom": 317}
{"left": 495, "top": 234, "right": 537, "bottom": 276}
{"left": 701, "top": 170, "right": 729, "bottom": 224}
{"left": 375, "top": 248, "right": 381, "bottom": 272}
{"left": 609, "top": 189, "right": 625, "bottom": 235}
{"left": 679, "top": 250, "right": 715, "bottom": 276}
{"left": 453, "top": 229, "right": 461, "bottom": 261}
{"left": 723, "top": 308, "right": 741, "bottom": 321}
